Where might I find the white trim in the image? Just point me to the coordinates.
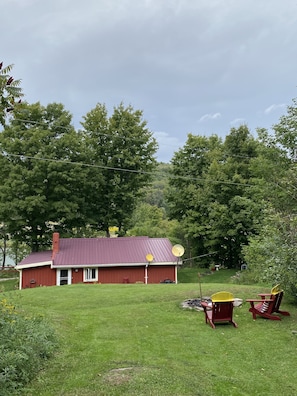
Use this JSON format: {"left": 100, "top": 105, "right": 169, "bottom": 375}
{"left": 144, "top": 265, "right": 148, "bottom": 284}
{"left": 18, "top": 269, "right": 22, "bottom": 290}
{"left": 83, "top": 267, "right": 98, "bottom": 282}
{"left": 56, "top": 269, "right": 72, "bottom": 286}
{"left": 52, "top": 261, "right": 176, "bottom": 269}
{"left": 16, "top": 261, "right": 52, "bottom": 270}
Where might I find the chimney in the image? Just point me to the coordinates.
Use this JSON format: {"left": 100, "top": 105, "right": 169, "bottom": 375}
{"left": 52, "top": 232, "right": 60, "bottom": 255}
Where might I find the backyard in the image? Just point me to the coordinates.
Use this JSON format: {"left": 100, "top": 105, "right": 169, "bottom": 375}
{"left": 1, "top": 268, "right": 296, "bottom": 395}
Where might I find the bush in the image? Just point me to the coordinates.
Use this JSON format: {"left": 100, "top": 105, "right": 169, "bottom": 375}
{"left": 230, "top": 269, "right": 256, "bottom": 285}
{"left": 0, "top": 268, "right": 19, "bottom": 279}
{"left": 243, "top": 211, "right": 297, "bottom": 301}
{"left": 0, "top": 298, "right": 58, "bottom": 395}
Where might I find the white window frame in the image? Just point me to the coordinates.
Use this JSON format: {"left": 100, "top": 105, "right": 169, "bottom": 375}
{"left": 83, "top": 267, "right": 98, "bottom": 282}
{"left": 56, "top": 269, "right": 72, "bottom": 286}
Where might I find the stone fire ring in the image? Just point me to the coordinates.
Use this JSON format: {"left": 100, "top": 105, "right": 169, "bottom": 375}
{"left": 182, "top": 297, "right": 243, "bottom": 311}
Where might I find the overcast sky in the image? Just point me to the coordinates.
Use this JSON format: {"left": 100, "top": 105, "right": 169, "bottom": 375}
{"left": 2, "top": 0, "right": 297, "bottom": 162}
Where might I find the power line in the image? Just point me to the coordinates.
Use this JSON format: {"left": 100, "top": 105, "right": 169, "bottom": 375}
{"left": 4, "top": 153, "right": 255, "bottom": 187}
{"left": 2, "top": 117, "right": 295, "bottom": 190}
{"left": 5, "top": 117, "right": 292, "bottom": 163}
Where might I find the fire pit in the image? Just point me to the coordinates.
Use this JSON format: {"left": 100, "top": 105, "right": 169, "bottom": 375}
{"left": 182, "top": 297, "right": 243, "bottom": 311}
{"left": 181, "top": 298, "right": 211, "bottom": 311}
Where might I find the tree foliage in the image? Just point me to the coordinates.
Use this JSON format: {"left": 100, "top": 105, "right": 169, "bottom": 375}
{"left": 0, "top": 62, "right": 23, "bottom": 126}
{"left": 0, "top": 101, "right": 158, "bottom": 251}
{"left": 167, "top": 126, "right": 266, "bottom": 268}
{"left": 80, "top": 102, "right": 158, "bottom": 234}
{"left": 126, "top": 202, "right": 179, "bottom": 240}
{"left": 0, "top": 102, "right": 87, "bottom": 251}
{"left": 273, "top": 98, "right": 297, "bottom": 159}
{"left": 243, "top": 210, "right": 297, "bottom": 301}
{"left": 241, "top": 98, "right": 297, "bottom": 299}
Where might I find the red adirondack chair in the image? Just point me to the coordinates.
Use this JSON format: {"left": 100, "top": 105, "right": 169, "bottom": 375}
{"left": 246, "top": 284, "right": 290, "bottom": 321}
{"left": 201, "top": 291, "right": 238, "bottom": 329}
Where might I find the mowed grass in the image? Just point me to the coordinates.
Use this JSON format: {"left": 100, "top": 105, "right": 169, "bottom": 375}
{"left": 0, "top": 278, "right": 19, "bottom": 292}
{"left": 3, "top": 280, "right": 297, "bottom": 396}
{"left": 177, "top": 267, "right": 237, "bottom": 284}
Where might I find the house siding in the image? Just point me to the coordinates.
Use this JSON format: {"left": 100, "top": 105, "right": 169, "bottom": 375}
{"left": 72, "top": 268, "right": 83, "bottom": 283}
{"left": 98, "top": 265, "right": 176, "bottom": 284}
{"left": 98, "top": 266, "right": 145, "bottom": 284}
{"left": 19, "top": 264, "right": 176, "bottom": 288}
{"left": 21, "top": 266, "right": 56, "bottom": 289}
{"left": 147, "top": 266, "right": 176, "bottom": 283}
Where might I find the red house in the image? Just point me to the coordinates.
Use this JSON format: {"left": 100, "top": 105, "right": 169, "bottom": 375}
{"left": 16, "top": 233, "right": 179, "bottom": 289}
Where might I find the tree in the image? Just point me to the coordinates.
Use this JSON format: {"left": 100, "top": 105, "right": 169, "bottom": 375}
{"left": 80, "top": 103, "right": 158, "bottom": 235}
{"left": 126, "top": 202, "right": 179, "bottom": 240}
{"left": 243, "top": 210, "right": 297, "bottom": 301}
{"left": 167, "top": 126, "right": 265, "bottom": 268}
{"left": 0, "top": 102, "right": 88, "bottom": 251}
{"left": 167, "top": 133, "right": 224, "bottom": 264}
{"left": 0, "top": 62, "right": 23, "bottom": 126}
{"left": 0, "top": 224, "right": 8, "bottom": 268}
{"left": 273, "top": 98, "right": 297, "bottom": 160}
{"left": 140, "top": 162, "right": 171, "bottom": 210}
{"left": 241, "top": 99, "right": 297, "bottom": 299}
{"left": 249, "top": 126, "right": 296, "bottom": 214}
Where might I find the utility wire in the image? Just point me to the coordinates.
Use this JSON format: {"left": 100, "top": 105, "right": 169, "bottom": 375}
{"left": 6, "top": 117, "right": 294, "bottom": 164}
{"left": 2, "top": 117, "right": 295, "bottom": 190}
{"left": 4, "top": 153, "right": 255, "bottom": 187}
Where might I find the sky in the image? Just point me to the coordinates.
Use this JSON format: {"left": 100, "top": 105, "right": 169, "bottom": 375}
{"left": 2, "top": 0, "right": 297, "bottom": 162}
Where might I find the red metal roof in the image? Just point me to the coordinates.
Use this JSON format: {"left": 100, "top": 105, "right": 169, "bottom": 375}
{"left": 19, "top": 251, "right": 52, "bottom": 265}
{"left": 18, "top": 237, "right": 177, "bottom": 268}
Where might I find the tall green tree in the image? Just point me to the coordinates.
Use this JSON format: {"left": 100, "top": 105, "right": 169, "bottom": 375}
{"left": 167, "top": 126, "right": 265, "bottom": 268}
{"left": 0, "top": 62, "right": 23, "bottom": 126}
{"left": 273, "top": 98, "right": 297, "bottom": 160}
{"left": 80, "top": 103, "right": 158, "bottom": 234}
{"left": 126, "top": 202, "right": 179, "bottom": 239}
{"left": 243, "top": 210, "right": 297, "bottom": 301}
{"left": 268, "top": 99, "right": 297, "bottom": 212}
{"left": 248, "top": 127, "right": 294, "bottom": 214}
{"left": 140, "top": 162, "right": 171, "bottom": 210}
{"left": 0, "top": 102, "right": 88, "bottom": 251}
{"left": 241, "top": 99, "right": 297, "bottom": 299}
{"left": 167, "top": 133, "right": 224, "bottom": 264}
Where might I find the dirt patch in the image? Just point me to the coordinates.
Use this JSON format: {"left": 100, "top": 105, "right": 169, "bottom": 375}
{"left": 104, "top": 367, "right": 137, "bottom": 385}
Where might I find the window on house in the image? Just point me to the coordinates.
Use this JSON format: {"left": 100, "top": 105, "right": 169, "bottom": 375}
{"left": 84, "top": 268, "right": 98, "bottom": 282}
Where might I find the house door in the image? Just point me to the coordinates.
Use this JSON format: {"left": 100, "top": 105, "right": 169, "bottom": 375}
{"left": 57, "top": 269, "right": 72, "bottom": 286}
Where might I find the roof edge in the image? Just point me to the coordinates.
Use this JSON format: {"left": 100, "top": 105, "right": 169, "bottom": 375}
{"left": 16, "top": 261, "right": 52, "bottom": 270}
{"left": 52, "top": 262, "right": 176, "bottom": 268}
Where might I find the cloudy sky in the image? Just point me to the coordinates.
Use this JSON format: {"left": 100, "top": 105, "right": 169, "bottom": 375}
{"left": 2, "top": 0, "right": 297, "bottom": 162}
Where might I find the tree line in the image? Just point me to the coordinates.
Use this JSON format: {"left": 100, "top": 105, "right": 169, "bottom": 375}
{"left": 0, "top": 62, "right": 296, "bottom": 300}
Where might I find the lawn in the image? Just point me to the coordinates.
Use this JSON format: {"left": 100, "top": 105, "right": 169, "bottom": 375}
{"left": 177, "top": 267, "right": 237, "bottom": 284}
{"left": 3, "top": 279, "right": 297, "bottom": 396}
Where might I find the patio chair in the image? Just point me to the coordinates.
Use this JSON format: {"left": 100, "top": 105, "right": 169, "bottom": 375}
{"left": 201, "top": 291, "right": 238, "bottom": 329}
{"left": 246, "top": 284, "right": 290, "bottom": 320}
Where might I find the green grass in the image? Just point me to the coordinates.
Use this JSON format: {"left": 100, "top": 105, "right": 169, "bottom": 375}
{"left": 177, "top": 267, "right": 237, "bottom": 283}
{"left": 3, "top": 282, "right": 297, "bottom": 396}
{"left": 0, "top": 278, "right": 19, "bottom": 292}
{"left": 0, "top": 268, "right": 19, "bottom": 279}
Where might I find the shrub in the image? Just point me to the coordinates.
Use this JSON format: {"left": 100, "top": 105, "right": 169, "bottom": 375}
{"left": 0, "top": 268, "right": 19, "bottom": 279}
{"left": 243, "top": 211, "right": 297, "bottom": 301}
{"left": 0, "top": 298, "right": 58, "bottom": 395}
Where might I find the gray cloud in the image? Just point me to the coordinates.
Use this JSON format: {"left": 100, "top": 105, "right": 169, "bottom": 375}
{"left": 2, "top": 0, "right": 297, "bottom": 161}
